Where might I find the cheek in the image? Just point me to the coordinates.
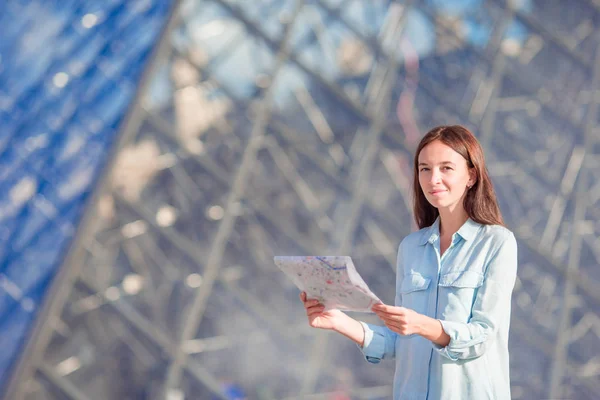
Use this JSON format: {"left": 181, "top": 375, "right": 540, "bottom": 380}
{"left": 448, "top": 177, "right": 468, "bottom": 191}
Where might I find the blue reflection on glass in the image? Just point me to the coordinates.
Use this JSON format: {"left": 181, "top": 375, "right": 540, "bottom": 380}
{"left": 0, "top": 0, "right": 173, "bottom": 394}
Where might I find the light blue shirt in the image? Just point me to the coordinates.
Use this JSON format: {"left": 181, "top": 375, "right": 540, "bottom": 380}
{"left": 359, "top": 217, "right": 518, "bottom": 400}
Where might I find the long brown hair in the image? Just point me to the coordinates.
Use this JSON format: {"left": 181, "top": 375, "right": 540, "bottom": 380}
{"left": 412, "top": 125, "right": 504, "bottom": 229}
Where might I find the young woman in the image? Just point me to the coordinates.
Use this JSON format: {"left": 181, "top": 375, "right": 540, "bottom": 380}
{"left": 301, "top": 125, "right": 518, "bottom": 399}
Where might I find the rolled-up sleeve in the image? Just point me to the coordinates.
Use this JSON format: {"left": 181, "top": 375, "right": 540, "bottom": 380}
{"left": 434, "top": 232, "right": 518, "bottom": 361}
{"left": 357, "top": 322, "right": 397, "bottom": 363}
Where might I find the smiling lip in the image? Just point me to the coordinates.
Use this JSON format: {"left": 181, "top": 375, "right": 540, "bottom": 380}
{"left": 429, "top": 190, "right": 447, "bottom": 195}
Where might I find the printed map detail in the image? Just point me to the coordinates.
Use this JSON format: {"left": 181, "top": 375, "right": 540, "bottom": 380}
{"left": 274, "top": 256, "right": 381, "bottom": 312}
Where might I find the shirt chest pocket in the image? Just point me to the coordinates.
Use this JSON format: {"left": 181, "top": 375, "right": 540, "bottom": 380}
{"left": 437, "top": 270, "right": 484, "bottom": 320}
{"left": 397, "top": 273, "right": 431, "bottom": 314}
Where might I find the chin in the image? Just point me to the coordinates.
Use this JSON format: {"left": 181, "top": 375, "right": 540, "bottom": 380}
{"left": 427, "top": 198, "right": 452, "bottom": 209}
{"left": 426, "top": 199, "right": 443, "bottom": 208}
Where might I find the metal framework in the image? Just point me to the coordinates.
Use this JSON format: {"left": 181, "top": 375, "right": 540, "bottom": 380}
{"left": 5, "top": 0, "right": 600, "bottom": 399}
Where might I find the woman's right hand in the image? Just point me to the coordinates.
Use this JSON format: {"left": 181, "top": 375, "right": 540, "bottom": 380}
{"left": 300, "top": 292, "right": 345, "bottom": 331}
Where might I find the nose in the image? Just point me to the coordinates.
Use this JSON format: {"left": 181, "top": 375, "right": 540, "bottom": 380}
{"left": 429, "top": 168, "right": 442, "bottom": 185}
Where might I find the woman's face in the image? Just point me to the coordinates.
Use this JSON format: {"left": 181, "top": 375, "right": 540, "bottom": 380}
{"left": 417, "top": 140, "right": 475, "bottom": 211}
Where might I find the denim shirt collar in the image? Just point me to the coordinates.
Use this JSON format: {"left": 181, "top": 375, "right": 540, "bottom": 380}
{"left": 420, "top": 216, "right": 481, "bottom": 245}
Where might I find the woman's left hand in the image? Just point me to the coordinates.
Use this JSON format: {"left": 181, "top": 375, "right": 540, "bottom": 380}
{"left": 372, "top": 304, "right": 425, "bottom": 336}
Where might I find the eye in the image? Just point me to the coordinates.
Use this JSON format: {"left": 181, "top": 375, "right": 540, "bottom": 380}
{"left": 419, "top": 167, "right": 430, "bottom": 172}
{"left": 442, "top": 166, "right": 453, "bottom": 171}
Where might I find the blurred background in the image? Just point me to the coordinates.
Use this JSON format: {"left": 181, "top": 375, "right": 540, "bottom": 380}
{"left": 1, "top": 0, "right": 599, "bottom": 399}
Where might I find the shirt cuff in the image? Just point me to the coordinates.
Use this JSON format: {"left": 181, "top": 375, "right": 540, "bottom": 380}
{"left": 356, "top": 322, "right": 388, "bottom": 364}
{"left": 433, "top": 320, "right": 487, "bottom": 361}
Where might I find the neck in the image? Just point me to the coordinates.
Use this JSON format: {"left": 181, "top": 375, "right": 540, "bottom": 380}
{"left": 438, "top": 206, "right": 469, "bottom": 238}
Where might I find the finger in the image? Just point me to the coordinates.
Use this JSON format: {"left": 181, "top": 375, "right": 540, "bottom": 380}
{"left": 372, "top": 309, "right": 391, "bottom": 319}
{"left": 300, "top": 292, "right": 306, "bottom": 302}
{"left": 372, "top": 309, "right": 397, "bottom": 320}
{"left": 306, "top": 304, "right": 325, "bottom": 312}
{"left": 373, "top": 306, "right": 406, "bottom": 317}
{"left": 384, "top": 321, "right": 404, "bottom": 332}
{"left": 372, "top": 304, "right": 395, "bottom": 314}
{"left": 374, "top": 315, "right": 396, "bottom": 327}
{"left": 304, "top": 299, "right": 321, "bottom": 308}
{"left": 372, "top": 310, "right": 386, "bottom": 320}
{"left": 306, "top": 303, "right": 325, "bottom": 312}
{"left": 371, "top": 303, "right": 387, "bottom": 312}
{"left": 384, "top": 319, "right": 402, "bottom": 328}
{"left": 307, "top": 306, "right": 325, "bottom": 317}
{"left": 373, "top": 308, "right": 396, "bottom": 317}
{"left": 380, "top": 313, "right": 406, "bottom": 325}
{"left": 379, "top": 316, "right": 400, "bottom": 326}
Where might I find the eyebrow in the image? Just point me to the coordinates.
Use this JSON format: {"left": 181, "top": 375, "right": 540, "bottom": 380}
{"left": 418, "top": 161, "right": 456, "bottom": 166}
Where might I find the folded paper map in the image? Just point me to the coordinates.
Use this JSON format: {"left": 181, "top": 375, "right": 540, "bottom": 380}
{"left": 274, "top": 256, "right": 381, "bottom": 312}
